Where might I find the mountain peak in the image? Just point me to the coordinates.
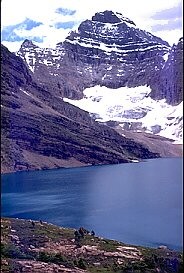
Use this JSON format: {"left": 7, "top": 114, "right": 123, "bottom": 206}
{"left": 92, "top": 10, "right": 136, "bottom": 26}
{"left": 21, "top": 39, "right": 38, "bottom": 49}
{"left": 178, "top": 37, "right": 183, "bottom": 44}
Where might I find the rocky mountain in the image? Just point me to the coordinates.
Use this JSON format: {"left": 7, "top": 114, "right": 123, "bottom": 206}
{"left": 1, "top": 44, "right": 160, "bottom": 173}
{"left": 1, "top": 11, "right": 183, "bottom": 173}
{"left": 15, "top": 11, "right": 183, "bottom": 141}
{"left": 17, "top": 10, "right": 173, "bottom": 100}
{"left": 61, "top": 10, "right": 170, "bottom": 91}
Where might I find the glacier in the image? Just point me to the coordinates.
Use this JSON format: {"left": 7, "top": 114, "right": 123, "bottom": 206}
{"left": 63, "top": 85, "right": 183, "bottom": 144}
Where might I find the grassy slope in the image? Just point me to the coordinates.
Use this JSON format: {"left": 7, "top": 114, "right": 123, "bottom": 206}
{"left": 1, "top": 218, "right": 183, "bottom": 273}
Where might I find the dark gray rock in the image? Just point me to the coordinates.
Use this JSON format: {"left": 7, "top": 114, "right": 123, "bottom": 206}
{"left": 16, "top": 10, "right": 172, "bottom": 100}
{"left": 91, "top": 10, "right": 136, "bottom": 25}
{"left": 150, "top": 37, "right": 183, "bottom": 105}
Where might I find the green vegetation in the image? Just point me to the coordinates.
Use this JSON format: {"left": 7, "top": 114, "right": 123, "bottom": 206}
{"left": 38, "top": 251, "right": 74, "bottom": 267}
{"left": 34, "top": 224, "right": 73, "bottom": 241}
{"left": 1, "top": 218, "right": 183, "bottom": 273}
{"left": 98, "top": 239, "right": 122, "bottom": 252}
{"left": 1, "top": 243, "right": 26, "bottom": 259}
{"left": 74, "top": 258, "right": 87, "bottom": 270}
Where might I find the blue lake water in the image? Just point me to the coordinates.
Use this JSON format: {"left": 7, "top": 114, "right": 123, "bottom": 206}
{"left": 1, "top": 158, "right": 183, "bottom": 250}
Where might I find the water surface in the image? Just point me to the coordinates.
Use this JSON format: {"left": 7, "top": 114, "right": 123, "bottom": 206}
{"left": 1, "top": 158, "right": 183, "bottom": 250}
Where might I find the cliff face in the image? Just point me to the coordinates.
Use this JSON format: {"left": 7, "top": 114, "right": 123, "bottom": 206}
{"left": 150, "top": 37, "right": 183, "bottom": 105}
{"left": 61, "top": 10, "right": 169, "bottom": 92}
{"left": 1, "top": 44, "right": 159, "bottom": 173}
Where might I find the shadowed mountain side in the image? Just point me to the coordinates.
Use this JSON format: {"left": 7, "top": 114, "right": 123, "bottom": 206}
{"left": 150, "top": 37, "right": 183, "bottom": 105}
{"left": 1, "top": 44, "right": 159, "bottom": 173}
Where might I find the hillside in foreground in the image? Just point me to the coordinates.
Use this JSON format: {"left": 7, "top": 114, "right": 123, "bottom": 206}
{"left": 1, "top": 218, "right": 183, "bottom": 272}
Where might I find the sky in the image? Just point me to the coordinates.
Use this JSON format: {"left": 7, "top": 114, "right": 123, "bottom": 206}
{"left": 1, "top": 0, "right": 183, "bottom": 52}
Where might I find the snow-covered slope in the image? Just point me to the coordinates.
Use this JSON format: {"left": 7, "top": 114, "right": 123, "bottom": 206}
{"left": 64, "top": 86, "right": 183, "bottom": 144}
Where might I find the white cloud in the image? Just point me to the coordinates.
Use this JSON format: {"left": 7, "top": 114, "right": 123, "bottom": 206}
{"left": 41, "top": 28, "right": 71, "bottom": 48}
{"left": 152, "top": 29, "right": 183, "bottom": 45}
{"left": 14, "top": 24, "right": 70, "bottom": 48}
{"left": 1, "top": 41, "right": 23, "bottom": 53}
{"left": 1, "top": 0, "right": 182, "bottom": 51}
{"left": 2, "top": 0, "right": 181, "bottom": 26}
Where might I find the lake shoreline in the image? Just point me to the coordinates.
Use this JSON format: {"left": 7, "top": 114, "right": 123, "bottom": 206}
{"left": 1, "top": 217, "right": 183, "bottom": 273}
{"left": 1, "top": 154, "right": 183, "bottom": 175}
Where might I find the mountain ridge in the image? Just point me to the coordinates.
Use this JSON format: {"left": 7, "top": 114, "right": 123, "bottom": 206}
{"left": 16, "top": 10, "right": 174, "bottom": 100}
{"left": 1, "top": 11, "right": 183, "bottom": 173}
{"left": 1, "top": 43, "right": 162, "bottom": 173}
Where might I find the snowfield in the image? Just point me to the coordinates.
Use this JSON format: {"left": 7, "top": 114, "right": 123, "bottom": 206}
{"left": 63, "top": 85, "right": 183, "bottom": 144}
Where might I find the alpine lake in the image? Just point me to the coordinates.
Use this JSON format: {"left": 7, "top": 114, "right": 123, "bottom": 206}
{"left": 1, "top": 157, "right": 183, "bottom": 251}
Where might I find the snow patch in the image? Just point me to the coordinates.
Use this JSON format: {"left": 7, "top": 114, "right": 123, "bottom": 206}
{"left": 20, "top": 88, "right": 33, "bottom": 98}
{"left": 163, "top": 52, "right": 169, "bottom": 62}
{"left": 66, "top": 38, "right": 167, "bottom": 54}
{"left": 64, "top": 85, "right": 183, "bottom": 143}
